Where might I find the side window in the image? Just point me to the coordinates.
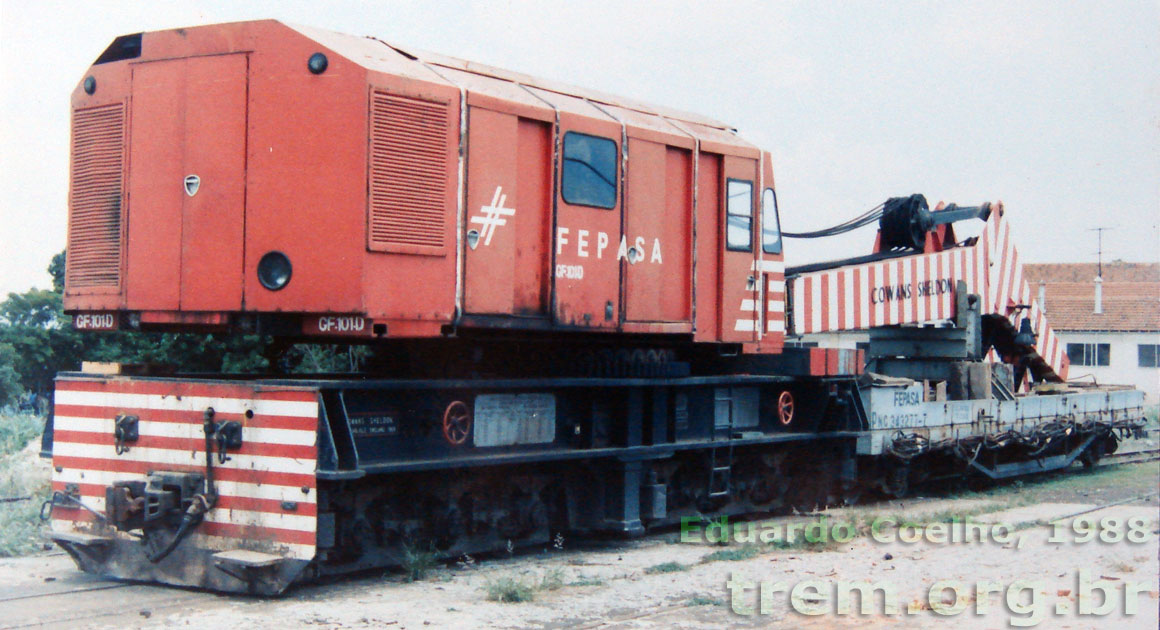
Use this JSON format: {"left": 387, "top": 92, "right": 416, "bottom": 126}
{"left": 726, "top": 179, "right": 753, "bottom": 251}
{"left": 1138, "top": 344, "right": 1159, "bottom": 368}
{"left": 561, "top": 132, "right": 617, "bottom": 208}
{"left": 761, "top": 187, "right": 782, "bottom": 254}
{"left": 1067, "top": 342, "right": 1110, "bottom": 367}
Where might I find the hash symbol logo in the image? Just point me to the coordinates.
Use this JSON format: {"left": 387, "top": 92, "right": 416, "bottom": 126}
{"left": 470, "top": 186, "right": 516, "bottom": 247}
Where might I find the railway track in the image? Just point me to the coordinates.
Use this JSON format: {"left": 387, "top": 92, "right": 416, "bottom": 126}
{"left": 1101, "top": 445, "right": 1160, "bottom": 466}
{"left": 4, "top": 444, "right": 1154, "bottom": 629}
{"left": 0, "top": 579, "right": 217, "bottom": 630}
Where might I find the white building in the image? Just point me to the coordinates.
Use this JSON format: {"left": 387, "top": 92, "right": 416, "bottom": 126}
{"left": 1023, "top": 263, "right": 1159, "bottom": 403}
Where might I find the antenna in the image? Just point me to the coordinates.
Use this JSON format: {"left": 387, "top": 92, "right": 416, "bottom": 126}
{"left": 1087, "top": 227, "right": 1112, "bottom": 278}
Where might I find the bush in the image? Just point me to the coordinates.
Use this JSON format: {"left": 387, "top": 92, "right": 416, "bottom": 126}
{"left": 484, "top": 576, "right": 537, "bottom": 603}
{"left": 0, "top": 413, "right": 42, "bottom": 457}
{"left": 700, "top": 545, "right": 762, "bottom": 563}
{"left": 0, "top": 414, "right": 51, "bottom": 557}
{"left": 400, "top": 542, "right": 439, "bottom": 582}
{"left": 644, "top": 561, "right": 687, "bottom": 574}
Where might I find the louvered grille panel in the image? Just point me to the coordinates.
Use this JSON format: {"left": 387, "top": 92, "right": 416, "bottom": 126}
{"left": 68, "top": 104, "right": 125, "bottom": 289}
{"left": 368, "top": 91, "right": 449, "bottom": 252}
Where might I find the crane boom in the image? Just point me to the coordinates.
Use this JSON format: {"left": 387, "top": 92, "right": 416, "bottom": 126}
{"left": 787, "top": 200, "right": 1068, "bottom": 384}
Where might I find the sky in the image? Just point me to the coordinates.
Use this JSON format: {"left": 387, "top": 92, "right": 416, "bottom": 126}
{"left": 1, "top": 0, "right": 1157, "bottom": 297}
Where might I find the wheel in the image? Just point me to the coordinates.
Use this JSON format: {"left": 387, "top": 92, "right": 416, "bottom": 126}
{"left": 777, "top": 391, "right": 795, "bottom": 426}
{"left": 442, "top": 401, "right": 472, "bottom": 445}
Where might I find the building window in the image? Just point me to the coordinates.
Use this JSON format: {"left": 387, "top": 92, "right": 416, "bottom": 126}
{"left": 1139, "top": 344, "right": 1160, "bottom": 368}
{"left": 726, "top": 179, "right": 753, "bottom": 251}
{"left": 561, "top": 132, "right": 617, "bottom": 208}
{"left": 1066, "top": 343, "right": 1109, "bottom": 367}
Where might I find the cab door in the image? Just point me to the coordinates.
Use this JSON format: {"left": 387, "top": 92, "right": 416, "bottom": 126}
{"left": 463, "top": 107, "right": 552, "bottom": 317}
{"left": 719, "top": 155, "right": 760, "bottom": 342}
{"left": 549, "top": 110, "right": 623, "bottom": 329}
{"left": 127, "top": 54, "right": 248, "bottom": 311}
{"left": 756, "top": 152, "right": 787, "bottom": 347}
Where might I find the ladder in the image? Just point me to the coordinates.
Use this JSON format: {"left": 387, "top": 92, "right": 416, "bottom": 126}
{"left": 707, "top": 414, "right": 736, "bottom": 499}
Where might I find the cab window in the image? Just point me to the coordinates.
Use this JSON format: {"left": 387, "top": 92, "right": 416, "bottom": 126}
{"left": 726, "top": 179, "right": 753, "bottom": 251}
{"left": 562, "top": 132, "right": 617, "bottom": 208}
{"left": 762, "top": 187, "right": 782, "bottom": 254}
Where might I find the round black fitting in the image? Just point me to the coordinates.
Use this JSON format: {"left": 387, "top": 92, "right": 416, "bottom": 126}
{"left": 257, "top": 251, "right": 293, "bottom": 291}
{"left": 83, "top": 76, "right": 96, "bottom": 94}
{"left": 307, "top": 52, "right": 328, "bottom": 74}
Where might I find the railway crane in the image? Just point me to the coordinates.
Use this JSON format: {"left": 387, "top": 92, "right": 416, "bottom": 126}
{"left": 42, "top": 20, "right": 1145, "bottom": 593}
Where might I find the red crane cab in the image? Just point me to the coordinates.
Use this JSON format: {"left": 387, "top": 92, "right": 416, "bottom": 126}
{"left": 65, "top": 20, "right": 786, "bottom": 354}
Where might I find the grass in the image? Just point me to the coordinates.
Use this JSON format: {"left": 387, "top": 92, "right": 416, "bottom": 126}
{"left": 0, "top": 414, "right": 50, "bottom": 557}
{"left": 0, "top": 413, "right": 42, "bottom": 456}
{"left": 700, "top": 544, "right": 762, "bottom": 563}
{"left": 399, "top": 542, "right": 439, "bottom": 582}
{"left": 644, "top": 561, "right": 688, "bottom": 574}
{"left": 482, "top": 567, "right": 569, "bottom": 603}
{"left": 568, "top": 576, "right": 606, "bottom": 587}
{"left": 767, "top": 536, "right": 846, "bottom": 552}
{"left": 484, "top": 576, "right": 537, "bottom": 603}
{"left": 539, "top": 567, "right": 565, "bottom": 591}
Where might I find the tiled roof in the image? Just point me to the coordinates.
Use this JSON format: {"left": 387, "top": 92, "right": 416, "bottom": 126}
{"left": 1023, "top": 263, "right": 1160, "bottom": 332}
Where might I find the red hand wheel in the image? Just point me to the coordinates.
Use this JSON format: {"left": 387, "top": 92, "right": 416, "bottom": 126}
{"left": 777, "top": 391, "right": 795, "bottom": 426}
{"left": 442, "top": 400, "right": 472, "bottom": 445}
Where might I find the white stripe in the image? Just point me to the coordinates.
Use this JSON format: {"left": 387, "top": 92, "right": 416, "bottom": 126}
{"left": 827, "top": 271, "right": 839, "bottom": 331}
{"left": 52, "top": 494, "right": 316, "bottom": 533}
{"left": 915, "top": 256, "right": 926, "bottom": 323}
{"left": 751, "top": 260, "right": 784, "bottom": 273}
{"left": 740, "top": 299, "right": 758, "bottom": 312}
{"left": 792, "top": 277, "right": 805, "bottom": 335}
{"left": 950, "top": 251, "right": 961, "bottom": 319}
{"left": 1011, "top": 256, "right": 1025, "bottom": 304}
{"left": 873, "top": 264, "right": 884, "bottom": 326}
{"left": 859, "top": 267, "right": 869, "bottom": 329}
{"left": 810, "top": 275, "right": 822, "bottom": 333}
{"left": 991, "top": 222, "right": 1009, "bottom": 312}
{"left": 766, "top": 320, "right": 785, "bottom": 333}
{"left": 54, "top": 416, "right": 317, "bottom": 447}
{"left": 195, "top": 534, "right": 314, "bottom": 559}
{"left": 55, "top": 390, "right": 318, "bottom": 419}
{"left": 767, "top": 300, "right": 785, "bottom": 313}
{"left": 52, "top": 441, "right": 315, "bottom": 475}
{"left": 888, "top": 262, "right": 900, "bottom": 324}
{"left": 734, "top": 319, "right": 756, "bottom": 332}
{"left": 963, "top": 249, "right": 974, "bottom": 297}
{"left": 902, "top": 257, "right": 913, "bottom": 323}
{"left": 52, "top": 468, "right": 316, "bottom": 504}
{"left": 767, "top": 279, "right": 783, "bottom": 292}
{"left": 932, "top": 253, "right": 941, "bottom": 319}
{"left": 849, "top": 269, "right": 858, "bottom": 329}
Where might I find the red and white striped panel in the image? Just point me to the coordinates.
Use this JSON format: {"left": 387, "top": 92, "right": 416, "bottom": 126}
{"left": 733, "top": 258, "right": 787, "bottom": 345}
{"left": 789, "top": 205, "right": 1067, "bottom": 379}
{"left": 51, "top": 377, "right": 320, "bottom": 560}
{"left": 791, "top": 248, "right": 975, "bottom": 333}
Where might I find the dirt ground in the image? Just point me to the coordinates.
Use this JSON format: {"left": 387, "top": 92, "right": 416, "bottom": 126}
{"left": 2, "top": 460, "right": 1157, "bottom": 630}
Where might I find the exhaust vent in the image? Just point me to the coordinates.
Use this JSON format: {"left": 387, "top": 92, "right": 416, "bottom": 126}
{"left": 367, "top": 91, "right": 449, "bottom": 254}
{"left": 67, "top": 103, "right": 125, "bottom": 290}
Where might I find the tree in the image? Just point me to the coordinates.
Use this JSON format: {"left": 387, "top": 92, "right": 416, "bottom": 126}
{"left": 0, "top": 251, "right": 372, "bottom": 396}
{"left": 48, "top": 251, "right": 65, "bottom": 293}
{"left": 0, "top": 342, "right": 22, "bottom": 408}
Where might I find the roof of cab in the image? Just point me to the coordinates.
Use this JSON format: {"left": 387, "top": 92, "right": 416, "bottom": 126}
{"left": 283, "top": 21, "right": 758, "bottom": 154}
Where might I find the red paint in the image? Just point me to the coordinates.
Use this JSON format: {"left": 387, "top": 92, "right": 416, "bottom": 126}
{"left": 64, "top": 21, "right": 788, "bottom": 354}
